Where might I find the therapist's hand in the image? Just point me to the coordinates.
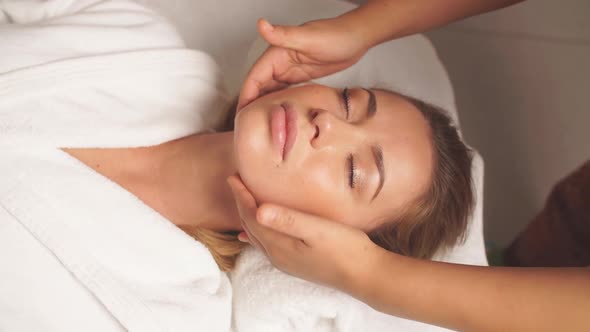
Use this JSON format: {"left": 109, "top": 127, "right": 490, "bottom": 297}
{"left": 227, "top": 175, "right": 380, "bottom": 294}
{"left": 236, "top": 16, "right": 370, "bottom": 110}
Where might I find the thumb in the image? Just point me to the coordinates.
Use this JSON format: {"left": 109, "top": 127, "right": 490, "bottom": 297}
{"left": 257, "top": 18, "right": 308, "bottom": 51}
{"left": 257, "top": 203, "right": 346, "bottom": 244}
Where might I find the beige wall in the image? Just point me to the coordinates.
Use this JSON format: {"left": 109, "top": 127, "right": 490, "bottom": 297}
{"left": 426, "top": 0, "right": 590, "bottom": 247}
{"left": 349, "top": 0, "right": 590, "bottom": 246}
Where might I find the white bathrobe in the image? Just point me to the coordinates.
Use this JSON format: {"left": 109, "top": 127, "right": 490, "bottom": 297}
{"left": 0, "top": 1, "right": 232, "bottom": 331}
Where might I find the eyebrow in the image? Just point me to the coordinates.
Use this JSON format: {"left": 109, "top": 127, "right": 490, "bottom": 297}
{"left": 362, "top": 88, "right": 377, "bottom": 119}
{"left": 371, "top": 145, "right": 385, "bottom": 201}
{"left": 361, "top": 88, "right": 383, "bottom": 201}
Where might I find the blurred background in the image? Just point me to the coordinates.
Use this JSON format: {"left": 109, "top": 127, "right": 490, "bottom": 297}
{"left": 349, "top": 0, "right": 590, "bottom": 251}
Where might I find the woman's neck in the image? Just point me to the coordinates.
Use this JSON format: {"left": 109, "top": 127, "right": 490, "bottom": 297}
{"left": 64, "top": 131, "right": 242, "bottom": 232}
{"left": 150, "top": 131, "right": 242, "bottom": 232}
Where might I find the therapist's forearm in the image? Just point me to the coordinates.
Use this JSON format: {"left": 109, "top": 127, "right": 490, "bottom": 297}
{"left": 354, "top": 247, "right": 590, "bottom": 332}
{"left": 340, "top": 0, "right": 525, "bottom": 48}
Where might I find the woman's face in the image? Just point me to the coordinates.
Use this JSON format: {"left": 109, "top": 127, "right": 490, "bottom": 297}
{"left": 233, "top": 84, "right": 433, "bottom": 231}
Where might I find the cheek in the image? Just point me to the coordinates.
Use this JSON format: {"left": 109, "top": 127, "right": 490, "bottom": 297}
{"left": 240, "top": 154, "right": 349, "bottom": 221}
{"left": 285, "top": 163, "right": 340, "bottom": 213}
{"left": 234, "top": 107, "right": 268, "bottom": 154}
{"left": 239, "top": 151, "right": 379, "bottom": 231}
{"left": 233, "top": 107, "right": 275, "bottom": 186}
{"left": 281, "top": 163, "right": 379, "bottom": 231}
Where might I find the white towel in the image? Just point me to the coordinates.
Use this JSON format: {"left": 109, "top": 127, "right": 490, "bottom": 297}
{"left": 232, "top": 247, "right": 467, "bottom": 332}
{"left": 0, "top": 1, "right": 232, "bottom": 331}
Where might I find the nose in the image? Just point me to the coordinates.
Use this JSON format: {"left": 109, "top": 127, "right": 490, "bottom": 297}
{"left": 309, "top": 109, "right": 361, "bottom": 149}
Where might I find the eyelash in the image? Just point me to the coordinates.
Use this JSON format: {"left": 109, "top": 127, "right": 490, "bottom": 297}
{"left": 342, "top": 88, "right": 351, "bottom": 120}
{"left": 343, "top": 88, "right": 355, "bottom": 189}
{"left": 348, "top": 154, "right": 356, "bottom": 189}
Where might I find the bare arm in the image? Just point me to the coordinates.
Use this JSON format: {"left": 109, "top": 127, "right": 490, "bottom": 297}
{"left": 357, "top": 246, "right": 590, "bottom": 332}
{"left": 344, "top": 0, "right": 526, "bottom": 47}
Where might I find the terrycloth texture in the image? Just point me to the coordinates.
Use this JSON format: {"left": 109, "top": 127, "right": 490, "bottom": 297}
{"left": 0, "top": 1, "right": 231, "bottom": 331}
{"left": 0, "top": 0, "right": 229, "bottom": 149}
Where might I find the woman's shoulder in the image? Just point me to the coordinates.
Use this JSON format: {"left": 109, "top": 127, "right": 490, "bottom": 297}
{"left": 0, "top": 0, "right": 186, "bottom": 72}
{"left": 0, "top": 0, "right": 229, "bottom": 148}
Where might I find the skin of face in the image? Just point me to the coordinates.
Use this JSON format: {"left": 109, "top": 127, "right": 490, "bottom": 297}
{"left": 233, "top": 84, "right": 433, "bottom": 232}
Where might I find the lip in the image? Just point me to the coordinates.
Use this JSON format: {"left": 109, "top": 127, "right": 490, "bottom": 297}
{"left": 270, "top": 103, "right": 298, "bottom": 161}
{"left": 283, "top": 103, "right": 298, "bottom": 160}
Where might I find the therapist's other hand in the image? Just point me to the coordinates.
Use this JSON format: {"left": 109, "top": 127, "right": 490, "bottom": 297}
{"left": 237, "top": 17, "right": 370, "bottom": 110}
{"left": 227, "top": 175, "right": 379, "bottom": 294}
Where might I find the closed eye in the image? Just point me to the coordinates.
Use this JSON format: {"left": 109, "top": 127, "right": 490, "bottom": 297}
{"left": 347, "top": 154, "right": 356, "bottom": 188}
{"left": 342, "top": 87, "right": 351, "bottom": 120}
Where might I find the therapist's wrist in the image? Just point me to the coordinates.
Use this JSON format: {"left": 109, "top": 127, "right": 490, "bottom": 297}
{"left": 333, "top": 6, "right": 378, "bottom": 53}
{"left": 340, "top": 0, "right": 405, "bottom": 49}
{"left": 344, "top": 241, "right": 390, "bottom": 303}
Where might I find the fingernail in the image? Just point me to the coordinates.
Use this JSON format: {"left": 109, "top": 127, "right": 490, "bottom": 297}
{"left": 237, "top": 232, "right": 249, "bottom": 243}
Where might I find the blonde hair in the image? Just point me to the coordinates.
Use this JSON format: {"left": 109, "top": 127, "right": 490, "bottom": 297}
{"left": 179, "top": 225, "right": 248, "bottom": 271}
{"left": 368, "top": 92, "right": 474, "bottom": 259}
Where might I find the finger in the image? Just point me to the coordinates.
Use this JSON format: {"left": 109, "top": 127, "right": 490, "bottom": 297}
{"left": 237, "top": 46, "right": 278, "bottom": 111}
{"left": 257, "top": 18, "right": 306, "bottom": 51}
{"left": 226, "top": 176, "right": 308, "bottom": 256}
{"left": 227, "top": 175, "right": 257, "bottom": 220}
{"left": 257, "top": 203, "right": 351, "bottom": 244}
{"left": 236, "top": 78, "right": 262, "bottom": 111}
{"left": 241, "top": 219, "right": 268, "bottom": 254}
{"left": 227, "top": 176, "right": 270, "bottom": 253}
{"left": 237, "top": 232, "right": 249, "bottom": 243}
{"left": 247, "top": 214, "right": 309, "bottom": 258}
{"left": 237, "top": 48, "right": 290, "bottom": 111}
